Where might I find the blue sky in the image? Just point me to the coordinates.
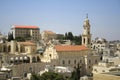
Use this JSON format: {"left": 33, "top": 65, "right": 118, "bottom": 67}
{"left": 0, "top": 0, "right": 120, "bottom": 40}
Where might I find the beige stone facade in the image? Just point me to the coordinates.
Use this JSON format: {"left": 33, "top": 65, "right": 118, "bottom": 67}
{"left": 0, "top": 41, "right": 37, "bottom": 54}
{"left": 42, "top": 44, "right": 100, "bottom": 75}
{"left": 41, "top": 30, "right": 57, "bottom": 42}
{"left": 82, "top": 15, "right": 91, "bottom": 48}
{"left": 0, "top": 40, "right": 42, "bottom": 78}
{"left": 0, "top": 40, "right": 41, "bottom": 65}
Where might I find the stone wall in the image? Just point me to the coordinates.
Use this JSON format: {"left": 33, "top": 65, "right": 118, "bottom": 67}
{"left": 93, "top": 73, "right": 120, "bottom": 80}
{"left": 11, "top": 62, "right": 46, "bottom": 78}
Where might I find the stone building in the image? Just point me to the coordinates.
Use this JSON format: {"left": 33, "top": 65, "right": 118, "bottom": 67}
{"left": 91, "top": 37, "right": 108, "bottom": 53}
{"left": 11, "top": 25, "right": 40, "bottom": 41}
{"left": 0, "top": 15, "right": 101, "bottom": 79}
{"left": 0, "top": 41, "right": 37, "bottom": 54}
{"left": 0, "top": 40, "right": 42, "bottom": 78}
{"left": 0, "top": 40, "right": 41, "bottom": 64}
{"left": 42, "top": 44, "right": 100, "bottom": 75}
{"left": 41, "top": 30, "right": 57, "bottom": 42}
{"left": 41, "top": 15, "right": 101, "bottom": 76}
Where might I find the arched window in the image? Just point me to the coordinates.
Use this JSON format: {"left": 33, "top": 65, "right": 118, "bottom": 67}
{"left": 15, "top": 57, "right": 19, "bottom": 64}
{"left": 37, "top": 56, "right": 41, "bottom": 62}
{"left": 26, "top": 57, "right": 30, "bottom": 63}
{"left": 8, "top": 45, "right": 11, "bottom": 52}
{"left": 62, "top": 60, "right": 65, "bottom": 65}
{"left": 100, "top": 56, "right": 102, "bottom": 60}
{"left": 19, "top": 57, "right": 23, "bottom": 63}
{"left": 89, "top": 66, "right": 91, "bottom": 69}
{"left": 23, "top": 56, "right": 28, "bottom": 63}
{"left": 32, "top": 57, "right": 36, "bottom": 63}
{"left": 84, "top": 38, "right": 85, "bottom": 44}
{"left": 24, "top": 72, "right": 27, "bottom": 77}
{"left": 88, "top": 38, "right": 90, "bottom": 44}
{"left": 49, "top": 54, "right": 51, "bottom": 58}
{"left": 68, "top": 60, "right": 70, "bottom": 64}
{"left": 3, "top": 45, "right": 6, "bottom": 52}
{"left": 74, "top": 60, "right": 76, "bottom": 64}
{"left": 10, "top": 57, "right": 14, "bottom": 64}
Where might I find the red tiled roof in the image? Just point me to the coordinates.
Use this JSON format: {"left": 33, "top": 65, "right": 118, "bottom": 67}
{"left": 55, "top": 45, "right": 88, "bottom": 52}
{"left": 14, "top": 25, "right": 39, "bottom": 29}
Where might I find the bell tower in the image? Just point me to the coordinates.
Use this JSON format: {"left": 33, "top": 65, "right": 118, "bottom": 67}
{"left": 82, "top": 14, "right": 91, "bottom": 48}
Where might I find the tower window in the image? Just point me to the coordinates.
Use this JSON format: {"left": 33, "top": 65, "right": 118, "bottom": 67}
{"left": 89, "top": 66, "right": 91, "bottom": 69}
{"left": 88, "top": 31, "right": 90, "bottom": 34}
{"left": 84, "top": 38, "right": 85, "bottom": 44}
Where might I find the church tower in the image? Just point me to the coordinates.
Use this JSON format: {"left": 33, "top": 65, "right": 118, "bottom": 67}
{"left": 82, "top": 14, "right": 91, "bottom": 48}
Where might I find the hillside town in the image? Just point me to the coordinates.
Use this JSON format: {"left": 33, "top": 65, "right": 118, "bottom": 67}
{"left": 0, "top": 16, "right": 120, "bottom": 80}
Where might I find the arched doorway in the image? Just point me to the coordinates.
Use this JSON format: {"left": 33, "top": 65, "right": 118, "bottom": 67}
{"left": 19, "top": 57, "right": 23, "bottom": 63}
{"left": 10, "top": 57, "right": 14, "bottom": 64}
{"left": 23, "top": 56, "right": 28, "bottom": 63}
{"left": 3, "top": 45, "right": 6, "bottom": 52}
{"left": 32, "top": 57, "right": 36, "bottom": 63}
{"left": 37, "top": 56, "right": 41, "bottom": 62}
{"left": 26, "top": 57, "right": 30, "bottom": 63}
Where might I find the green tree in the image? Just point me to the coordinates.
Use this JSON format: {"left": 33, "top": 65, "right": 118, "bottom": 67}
{"left": 57, "top": 32, "right": 82, "bottom": 45}
{"left": 31, "top": 73, "right": 40, "bottom": 80}
{"left": 56, "top": 34, "right": 65, "bottom": 40}
{"left": 65, "top": 32, "right": 68, "bottom": 39}
{"left": 15, "top": 37, "right": 25, "bottom": 42}
{"left": 40, "top": 71, "right": 65, "bottom": 80}
{"left": 31, "top": 71, "right": 66, "bottom": 80}
{"left": 71, "top": 64, "right": 81, "bottom": 80}
{"left": 8, "top": 32, "right": 14, "bottom": 41}
{"left": 73, "top": 35, "right": 82, "bottom": 45}
{"left": 67, "top": 32, "right": 74, "bottom": 41}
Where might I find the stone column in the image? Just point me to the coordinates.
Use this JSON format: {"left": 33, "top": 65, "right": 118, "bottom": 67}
{"left": 10, "top": 40, "right": 16, "bottom": 54}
